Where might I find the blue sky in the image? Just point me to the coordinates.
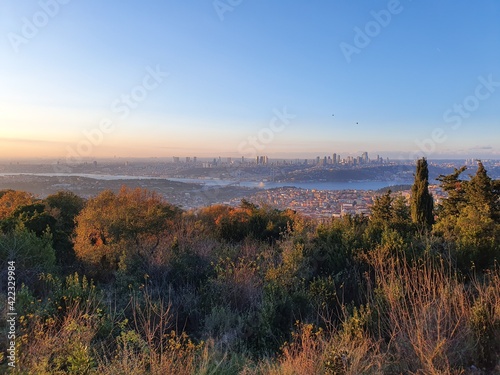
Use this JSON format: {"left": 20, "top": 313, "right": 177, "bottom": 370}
{"left": 0, "top": 0, "right": 499, "bottom": 160}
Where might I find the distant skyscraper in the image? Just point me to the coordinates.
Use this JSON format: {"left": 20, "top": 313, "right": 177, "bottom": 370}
{"left": 362, "top": 151, "right": 369, "bottom": 163}
{"left": 173, "top": 156, "right": 180, "bottom": 163}
{"left": 256, "top": 156, "right": 268, "bottom": 165}
{"left": 332, "top": 153, "right": 337, "bottom": 164}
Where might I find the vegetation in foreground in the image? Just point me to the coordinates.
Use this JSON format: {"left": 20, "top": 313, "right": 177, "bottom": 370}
{"left": 0, "top": 159, "right": 499, "bottom": 374}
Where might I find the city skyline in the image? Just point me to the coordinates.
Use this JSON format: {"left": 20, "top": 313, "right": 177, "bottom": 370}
{"left": 1, "top": 1, "right": 499, "bottom": 160}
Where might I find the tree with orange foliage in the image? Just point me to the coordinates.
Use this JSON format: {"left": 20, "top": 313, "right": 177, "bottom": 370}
{"left": 73, "top": 187, "right": 181, "bottom": 280}
{"left": 0, "top": 190, "right": 35, "bottom": 220}
{"left": 197, "top": 200, "right": 296, "bottom": 243}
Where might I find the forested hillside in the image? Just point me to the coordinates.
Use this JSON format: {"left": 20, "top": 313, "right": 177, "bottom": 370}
{"left": 1, "top": 160, "right": 499, "bottom": 374}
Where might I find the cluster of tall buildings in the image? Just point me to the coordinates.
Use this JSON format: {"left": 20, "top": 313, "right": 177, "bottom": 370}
{"left": 172, "top": 153, "right": 388, "bottom": 167}
{"left": 256, "top": 156, "right": 269, "bottom": 165}
{"left": 314, "top": 152, "right": 386, "bottom": 166}
{"left": 173, "top": 156, "right": 198, "bottom": 163}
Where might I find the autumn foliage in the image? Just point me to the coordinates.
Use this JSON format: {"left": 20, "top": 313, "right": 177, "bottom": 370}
{"left": 0, "top": 161, "right": 499, "bottom": 373}
{"left": 73, "top": 187, "right": 181, "bottom": 280}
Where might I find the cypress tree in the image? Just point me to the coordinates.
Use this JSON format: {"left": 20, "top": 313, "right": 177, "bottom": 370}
{"left": 411, "top": 157, "right": 434, "bottom": 230}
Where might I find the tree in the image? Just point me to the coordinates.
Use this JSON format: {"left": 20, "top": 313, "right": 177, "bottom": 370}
{"left": 371, "top": 190, "right": 394, "bottom": 224}
{"left": 390, "top": 195, "right": 413, "bottom": 234}
{"left": 456, "top": 162, "right": 500, "bottom": 270}
{"left": 0, "top": 190, "right": 34, "bottom": 220}
{"left": 434, "top": 162, "right": 500, "bottom": 270}
{"left": 367, "top": 191, "right": 413, "bottom": 254}
{"left": 454, "top": 205, "right": 499, "bottom": 271}
{"left": 45, "top": 191, "right": 86, "bottom": 234}
{"left": 0, "top": 227, "right": 56, "bottom": 287}
{"left": 197, "top": 201, "right": 295, "bottom": 243}
{"left": 493, "top": 179, "right": 500, "bottom": 220}
{"left": 9, "top": 203, "right": 57, "bottom": 236}
{"left": 411, "top": 158, "right": 434, "bottom": 230}
{"left": 465, "top": 161, "right": 497, "bottom": 218}
{"left": 436, "top": 166, "right": 468, "bottom": 218}
{"left": 73, "top": 187, "right": 181, "bottom": 280}
{"left": 45, "top": 191, "right": 86, "bottom": 270}
{"left": 433, "top": 166, "right": 468, "bottom": 243}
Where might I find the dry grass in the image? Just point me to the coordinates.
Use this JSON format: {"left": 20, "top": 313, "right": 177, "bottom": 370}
{"left": 9, "top": 251, "right": 500, "bottom": 374}
{"left": 97, "top": 287, "right": 202, "bottom": 375}
{"left": 258, "top": 321, "right": 384, "bottom": 375}
{"left": 372, "top": 255, "right": 472, "bottom": 373}
{"left": 365, "top": 248, "right": 500, "bottom": 374}
{"left": 259, "top": 253, "right": 500, "bottom": 375}
{"left": 15, "top": 302, "right": 99, "bottom": 375}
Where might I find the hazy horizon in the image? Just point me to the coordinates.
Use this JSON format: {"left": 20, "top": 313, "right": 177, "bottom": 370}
{"left": 1, "top": 1, "right": 499, "bottom": 160}
{"left": 0, "top": 153, "right": 497, "bottom": 164}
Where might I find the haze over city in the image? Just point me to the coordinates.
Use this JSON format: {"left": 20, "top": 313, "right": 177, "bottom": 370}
{"left": 1, "top": 1, "right": 499, "bottom": 160}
